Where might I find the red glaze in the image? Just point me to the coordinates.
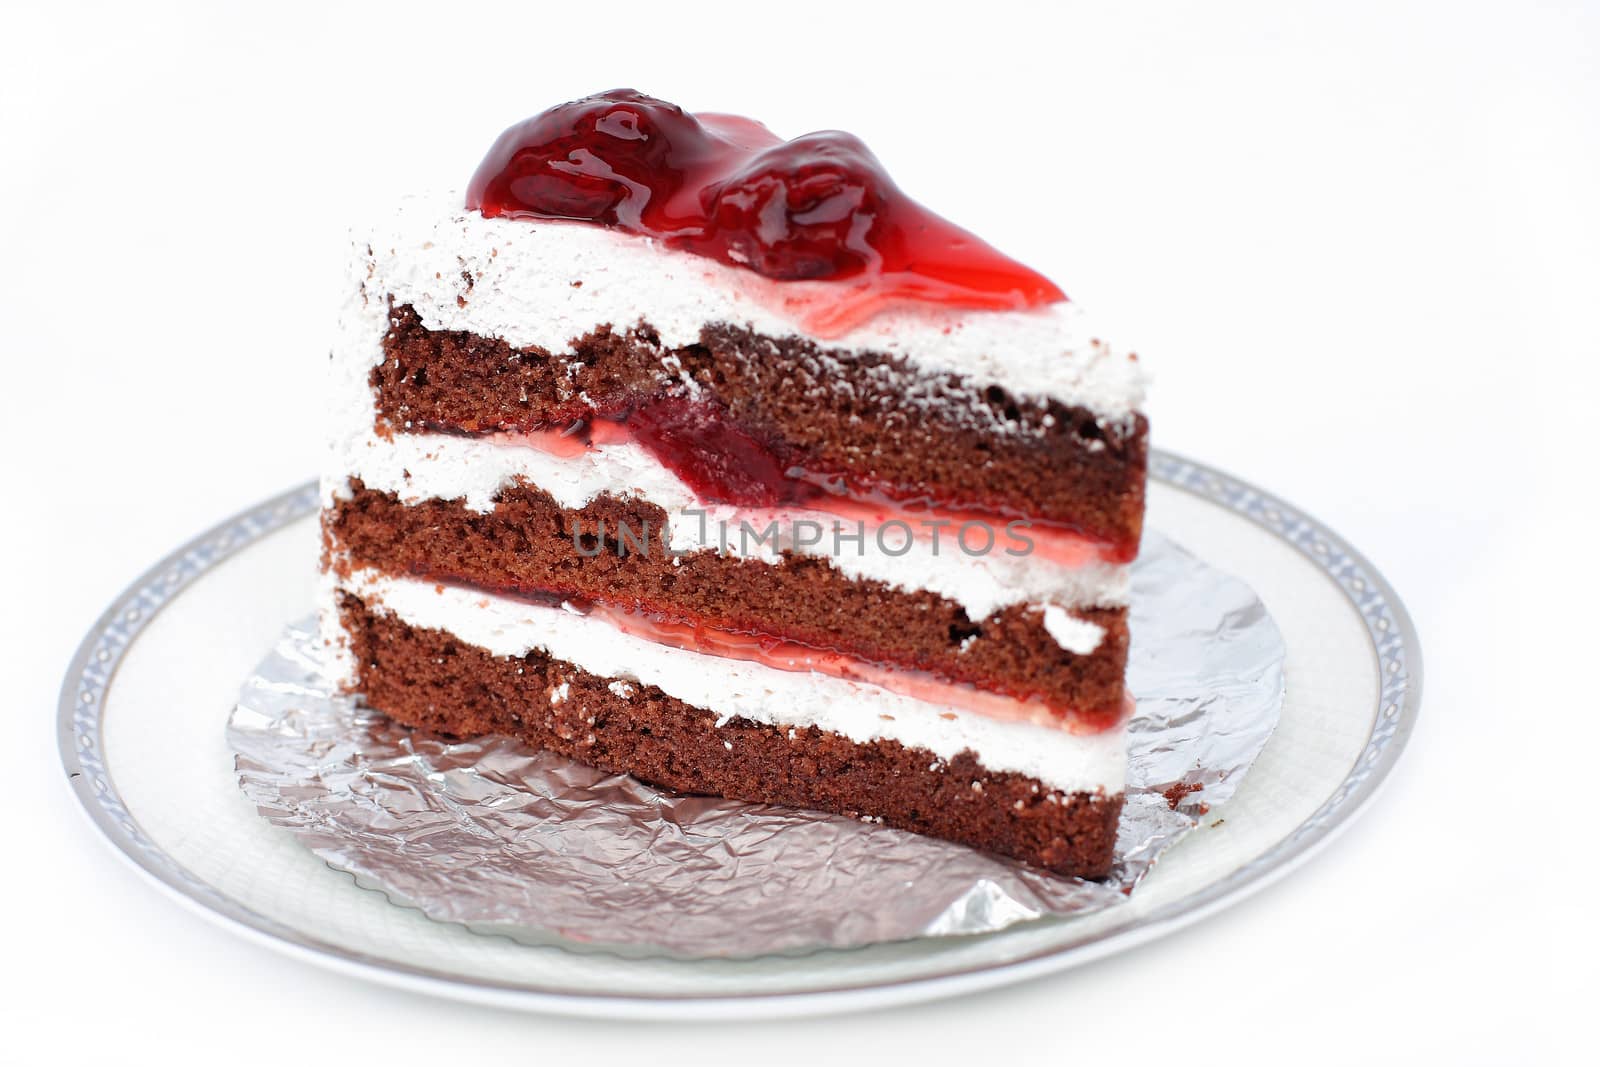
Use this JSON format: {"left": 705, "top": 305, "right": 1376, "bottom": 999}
{"left": 466, "top": 90, "right": 1065, "bottom": 333}
{"left": 626, "top": 398, "right": 796, "bottom": 509}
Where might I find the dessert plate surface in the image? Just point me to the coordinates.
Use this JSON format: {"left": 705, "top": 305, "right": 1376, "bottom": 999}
{"left": 59, "top": 452, "right": 1419, "bottom": 1019}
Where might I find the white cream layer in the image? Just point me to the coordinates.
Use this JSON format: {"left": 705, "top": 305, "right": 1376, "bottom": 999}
{"left": 325, "top": 569, "right": 1126, "bottom": 796}
{"left": 330, "top": 423, "right": 1127, "bottom": 638}
{"left": 352, "top": 190, "right": 1146, "bottom": 423}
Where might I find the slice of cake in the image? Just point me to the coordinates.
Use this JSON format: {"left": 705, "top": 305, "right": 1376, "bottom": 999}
{"left": 320, "top": 90, "right": 1147, "bottom": 878}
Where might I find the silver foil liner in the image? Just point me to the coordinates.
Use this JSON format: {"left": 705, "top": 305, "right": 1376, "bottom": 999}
{"left": 229, "top": 533, "right": 1284, "bottom": 958}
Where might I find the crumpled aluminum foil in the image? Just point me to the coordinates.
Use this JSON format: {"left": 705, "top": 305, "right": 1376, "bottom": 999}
{"left": 229, "top": 532, "right": 1283, "bottom": 958}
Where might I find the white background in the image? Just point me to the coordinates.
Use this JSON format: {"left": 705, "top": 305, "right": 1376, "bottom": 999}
{"left": 3, "top": 0, "right": 1595, "bottom": 1061}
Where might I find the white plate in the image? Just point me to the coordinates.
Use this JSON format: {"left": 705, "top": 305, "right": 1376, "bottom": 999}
{"left": 59, "top": 451, "right": 1420, "bottom": 1019}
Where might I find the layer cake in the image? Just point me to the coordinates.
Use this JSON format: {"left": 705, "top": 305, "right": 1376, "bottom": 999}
{"left": 320, "top": 90, "right": 1148, "bottom": 878}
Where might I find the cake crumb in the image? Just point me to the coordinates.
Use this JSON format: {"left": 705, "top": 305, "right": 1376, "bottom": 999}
{"left": 1162, "top": 781, "right": 1203, "bottom": 809}
{"left": 548, "top": 682, "right": 571, "bottom": 706}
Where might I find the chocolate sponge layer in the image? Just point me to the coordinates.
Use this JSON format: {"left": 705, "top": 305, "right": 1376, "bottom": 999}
{"left": 370, "top": 304, "right": 1147, "bottom": 554}
{"left": 326, "top": 479, "right": 1130, "bottom": 723}
{"left": 336, "top": 591, "right": 1124, "bottom": 879}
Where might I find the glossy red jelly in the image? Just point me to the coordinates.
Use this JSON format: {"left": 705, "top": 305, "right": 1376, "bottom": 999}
{"left": 466, "top": 90, "right": 1065, "bottom": 330}
{"left": 626, "top": 397, "right": 799, "bottom": 509}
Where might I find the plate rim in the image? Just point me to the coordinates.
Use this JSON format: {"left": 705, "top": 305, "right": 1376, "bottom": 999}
{"left": 57, "top": 451, "right": 1423, "bottom": 1019}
